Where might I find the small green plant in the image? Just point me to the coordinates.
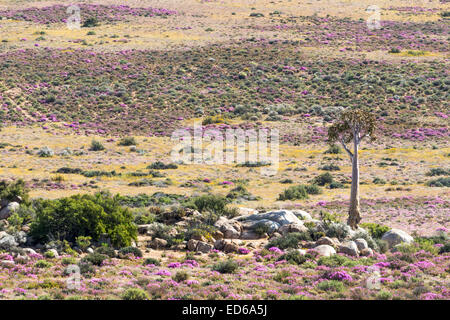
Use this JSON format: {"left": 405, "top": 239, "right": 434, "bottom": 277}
{"left": 266, "top": 232, "right": 311, "bottom": 249}
{"left": 360, "top": 223, "right": 390, "bottom": 239}
{"left": 118, "top": 246, "right": 143, "bottom": 258}
{"left": 278, "top": 185, "right": 308, "bottom": 200}
{"left": 278, "top": 250, "right": 307, "bottom": 265}
{"left": 35, "top": 260, "right": 53, "bottom": 268}
{"left": 89, "top": 140, "right": 105, "bottom": 151}
{"left": 143, "top": 257, "right": 160, "bottom": 266}
{"left": 317, "top": 280, "right": 344, "bottom": 292}
{"left": 173, "top": 271, "right": 189, "bottom": 282}
{"left": 212, "top": 259, "right": 238, "bottom": 274}
{"left": 75, "top": 236, "right": 92, "bottom": 251}
{"left": 118, "top": 137, "right": 138, "bottom": 146}
{"left": 81, "top": 253, "right": 108, "bottom": 266}
{"left": 121, "top": 288, "right": 149, "bottom": 300}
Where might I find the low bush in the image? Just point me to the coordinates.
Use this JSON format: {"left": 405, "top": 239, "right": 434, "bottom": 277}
{"left": 30, "top": 192, "right": 137, "bottom": 248}
{"left": 266, "top": 232, "right": 311, "bottom": 249}
{"left": 360, "top": 223, "right": 391, "bottom": 239}
{"left": 118, "top": 137, "right": 138, "bottom": 146}
{"left": 81, "top": 253, "right": 108, "bottom": 266}
{"left": 278, "top": 250, "right": 307, "bottom": 265}
{"left": 89, "top": 140, "right": 105, "bottom": 151}
{"left": 121, "top": 288, "right": 149, "bottom": 300}
{"left": 212, "top": 260, "right": 238, "bottom": 274}
{"left": 118, "top": 246, "right": 143, "bottom": 258}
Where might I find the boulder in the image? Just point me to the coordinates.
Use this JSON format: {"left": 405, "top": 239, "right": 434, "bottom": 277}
{"left": 360, "top": 248, "right": 373, "bottom": 256}
{"left": 338, "top": 241, "right": 359, "bottom": 256}
{"left": 23, "top": 248, "right": 37, "bottom": 256}
{"left": 48, "top": 248, "right": 59, "bottom": 258}
{"left": 0, "top": 232, "right": 18, "bottom": 250}
{"left": 241, "top": 210, "right": 302, "bottom": 227}
{"left": 196, "top": 241, "right": 213, "bottom": 253}
{"left": 278, "top": 222, "right": 308, "bottom": 236}
{"left": 0, "top": 202, "right": 20, "bottom": 220}
{"left": 240, "top": 230, "right": 263, "bottom": 240}
{"left": 292, "top": 210, "right": 312, "bottom": 221}
{"left": 354, "top": 238, "right": 369, "bottom": 251}
{"left": 187, "top": 239, "right": 198, "bottom": 251}
{"left": 238, "top": 208, "right": 258, "bottom": 216}
{"left": 214, "top": 239, "right": 226, "bottom": 251}
{"left": 381, "top": 229, "right": 414, "bottom": 248}
{"left": 212, "top": 230, "right": 224, "bottom": 240}
{"left": 296, "top": 249, "right": 307, "bottom": 255}
{"left": 86, "top": 248, "right": 94, "bottom": 254}
{"left": 313, "top": 245, "right": 336, "bottom": 257}
{"left": 243, "top": 219, "right": 280, "bottom": 234}
{"left": 315, "top": 236, "right": 338, "bottom": 247}
{"left": 223, "top": 242, "right": 239, "bottom": 253}
{"left": 214, "top": 217, "right": 242, "bottom": 239}
{"left": 149, "top": 238, "right": 168, "bottom": 249}
{"left": 14, "top": 231, "right": 27, "bottom": 245}
{"left": 137, "top": 224, "right": 152, "bottom": 235}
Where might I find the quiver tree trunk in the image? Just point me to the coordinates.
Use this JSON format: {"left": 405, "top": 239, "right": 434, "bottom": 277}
{"left": 347, "top": 133, "right": 361, "bottom": 229}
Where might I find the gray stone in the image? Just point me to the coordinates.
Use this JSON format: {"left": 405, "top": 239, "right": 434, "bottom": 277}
{"left": 137, "top": 224, "right": 153, "bottom": 234}
{"left": 214, "top": 217, "right": 242, "bottom": 239}
{"left": 23, "top": 248, "right": 37, "bottom": 255}
{"left": 245, "top": 219, "right": 280, "bottom": 234}
{"left": 0, "top": 202, "right": 20, "bottom": 220}
{"left": 214, "top": 239, "right": 226, "bottom": 251}
{"left": 314, "top": 245, "right": 336, "bottom": 257}
{"left": 279, "top": 222, "right": 308, "bottom": 235}
{"left": 14, "top": 231, "right": 27, "bottom": 245}
{"left": 196, "top": 241, "right": 213, "bottom": 253}
{"left": 240, "top": 230, "right": 263, "bottom": 240}
{"left": 338, "top": 241, "right": 359, "bottom": 256}
{"left": 381, "top": 229, "right": 414, "bottom": 248}
{"left": 296, "top": 249, "right": 307, "bottom": 255}
{"left": 223, "top": 242, "right": 239, "bottom": 253}
{"left": 149, "top": 238, "right": 168, "bottom": 249}
{"left": 316, "top": 236, "right": 337, "bottom": 247}
{"left": 292, "top": 210, "right": 312, "bottom": 221}
{"left": 241, "top": 210, "right": 302, "bottom": 226}
{"left": 0, "top": 233, "right": 18, "bottom": 249}
{"left": 355, "top": 238, "right": 369, "bottom": 251}
{"left": 360, "top": 248, "right": 373, "bottom": 256}
{"left": 86, "top": 248, "right": 94, "bottom": 254}
{"left": 187, "top": 239, "right": 199, "bottom": 251}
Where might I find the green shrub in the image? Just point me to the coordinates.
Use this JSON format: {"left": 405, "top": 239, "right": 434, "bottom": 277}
{"left": 44, "top": 250, "right": 56, "bottom": 259}
{"left": 118, "top": 246, "right": 143, "bottom": 258}
{"left": 77, "top": 261, "right": 96, "bottom": 275}
{"left": 425, "top": 168, "right": 449, "bottom": 176}
{"left": 426, "top": 177, "right": 450, "bottom": 187}
{"left": 278, "top": 250, "right": 307, "bottom": 265}
{"left": 319, "top": 164, "right": 341, "bottom": 171}
{"left": 121, "top": 288, "right": 149, "bottom": 300}
{"left": 143, "top": 258, "right": 160, "bottom": 266}
{"left": 278, "top": 185, "right": 308, "bottom": 200}
{"left": 360, "top": 223, "right": 390, "bottom": 239}
{"left": 266, "top": 232, "right": 311, "bottom": 249}
{"left": 81, "top": 253, "right": 108, "bottom": 266}
{"left": 147, "top": 161, "right": 178, "bottom": 170}
{"left": 212, "top": 259, "right": 238, "bottom": 274}
{"left": 30, "top": 192, "right": 137, "bottom": 248}
{"left": 318, "top": 255, "right": 353, "bottom": 268}
{"left": 173, "top": 271, "right": 189, "bottom": 282}
{"left": 189, "top": 194, "right": 237, "bottom": 221}
{"left": 82, "top": 17, "right": 99, "bottom": 28}
{"left": 35, "top": 260, "right": 53, "bottom": 268}
{"left": 376, "top": 291, "right": 393, "bottom": 300}
{"left": 89, "top": 140, "right": 105, "bottom": 151}
{"left": 75, "top": 236, "right": 92, "bottom": 251}
{"left": 95, "top": 246, "right": 117, "bottom": 258}
{"left": 324, "top": 144, "right": 342, "bottom": 154}
{"left": 317, "top": 280, "right": 344, "bottom": 292}
{"left": 313, "top": 172, "right": 334, "bottom": 186}
{"left": 118, "top": 137, "right": 138, "bottom": 146}
{"left": 61, "top": 257, "right": 77, "bottom": 265}
{"left": 0, "top": 179, "right": 29, "bottom": 204}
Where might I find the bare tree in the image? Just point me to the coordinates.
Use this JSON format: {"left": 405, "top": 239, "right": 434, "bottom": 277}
{"left": 328, "top": 109, "right": 376, "bottom": 229}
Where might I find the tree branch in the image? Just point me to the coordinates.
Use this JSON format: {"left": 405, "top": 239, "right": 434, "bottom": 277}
{"left": 340, "top": 137, "right": 353, "bottom": 160}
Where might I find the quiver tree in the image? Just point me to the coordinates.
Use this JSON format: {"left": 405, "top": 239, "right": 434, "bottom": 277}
{"left": 328, "top": 109, "right": 376, "bottom": 229}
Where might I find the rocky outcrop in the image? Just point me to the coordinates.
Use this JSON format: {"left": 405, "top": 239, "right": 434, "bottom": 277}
{"left": 381, "top": 229, "right": 414, "bottom": 248}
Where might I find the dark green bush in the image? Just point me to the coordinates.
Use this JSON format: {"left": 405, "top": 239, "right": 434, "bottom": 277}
{"left": 89, "top": 140, "right": 105, "bottom": 151}
{"left": 173, "top": 271, "right": 189, "bottom": 282}
{"left": 147, "top": 161, "right": 178, "bottom": 170}
{"left": 425, "top": 168, "right": 449, "bottom": 176}
{"left": 118, "top": 137, "right": 138, "bottom": 146}
{"left": 118, "top": 246, "right": 143, "bottom": 258}
{"left": 212, "top": 259, "right": 238, "bottom": 274}
{"left": 143, "top": 258, "right": 160, "bottom": 266}
{"left": 0, "top": 179, "right": 29, "bottom": 204}
{"left": 121, "top": 288, "right": 149, "bottom": 300}
{"left": 278, "top": 250, "right": 307, "bottom": 265}
{"left": 324, "top": 144, "right": 342, "bottom": 154}
{"left": 278, "top": 185, "right": 308, "bottom": 200}
{"left": 313, "top": 172, "right": 334, "bottom": 186}
{"left": 360, "top": 223, "right": 391, "bottom": 239}
{"left": 30, "top": 192, "right": 137, "bottom": 248}
{"left": 81, "top": 253, "right": 108, "bottom": 266}
{"left": 426, "top": 177, "right": 450, "bottom": 187}
{"left": 266, "top": 232, "right": 311, "bottom": 249}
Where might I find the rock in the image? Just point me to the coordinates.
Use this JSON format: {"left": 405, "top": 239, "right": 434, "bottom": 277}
{"left": 86, "top": 248, "right": 94, "bottom": 254}
{"left": 149, "top": 238, "right": 168, "bottom": 249}
{"left": 296, "top": 249, "right": 307, "bottom": 255}
{"left": 0, "top": 202, "right": 20, "bottom": 220}
{"left": 279, "top": 222, "right": 308, "bottom": 236}
{"left": 21, "top": 225, "right": 30, "bottom": 233}
{"left": 240, "top": 210, "right": 302, "bottom": 227}
{"left": 270, "top": 232, "right": 282, "bottom": 239}
{"left": 0, "top": 232, "right": 18, "bottom": 249}
{"left": 187, "top": 239, "right": 199, "bottom": 251}
{"left": 315, "top": 236, "right": 337, "bottom": 247}
{"left": 292, "top": 210, "right": 312, "bottom": 221}
{"left": 313, "top": 245, "right": 336, "bottom": 257}
{"left": 23, "top": 248, "right": 37, "bottom": 256}
{"left": 360, "top": 248, "right": 373, "bottom": 256}
{"left": 240, "top": 230, "right": 262, "bottom": 240}
{"left": 244, "top": 219, "right": 280, "bottom": 234}
{"left": 0, "top": 260, "right": 14, "bottom": 268}
{"left": 212, "top": 230, "right": 224, "bottom": 240}
{"left": 223, "top": 242, "right": 239, "bottom": 253}
{"left": 355, "top": 238, "right": 368, "bottom": 251}
{"left": 137, "top": 224, "right": 152, "bottom": 234}
{"left": 214, "top": 217, "right": 242, "bottom": 239}
{"left": 14, "top": 231, "right": 27, "bottom": 245}
{"left": 214, "top": 239, "right": 226, "bottom": 251}
{"left": 381, "top": 229, "right": 414, "bottom": 248}
{"left": 191, "top": 234, "right": 207, "bottom": 242}
{"left": 238, "top": 208, "right": 258, "bottom": 216}
{"left": 196, "top": 241, "right": 213, "bottom": 253}
{"left": 338, "top": 241, "right": 359, "bottom": 256}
